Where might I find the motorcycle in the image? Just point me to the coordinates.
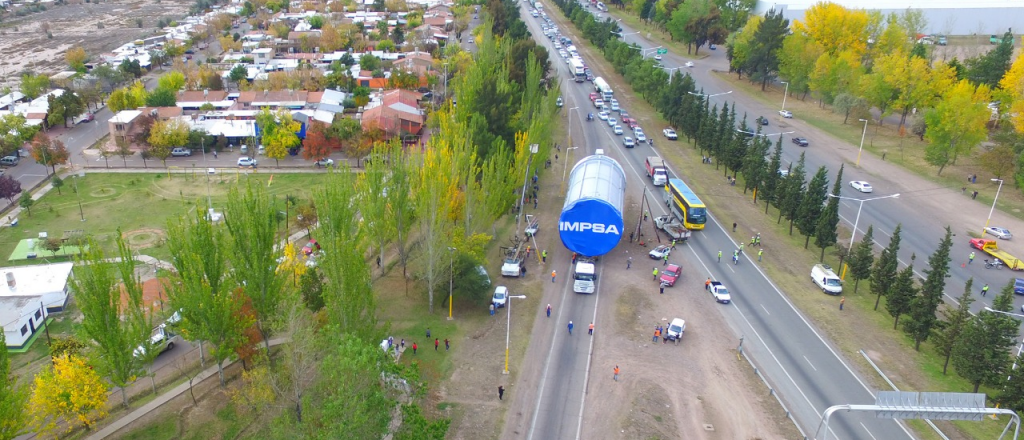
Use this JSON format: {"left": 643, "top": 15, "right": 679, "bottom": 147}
{"left": 587, "top": 113, "right": 594, "bottom": 121}
{"left": 985, "top": 258, "right": 1004, "bottom": 270}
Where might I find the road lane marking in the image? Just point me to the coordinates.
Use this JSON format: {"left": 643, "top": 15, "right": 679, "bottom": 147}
{"left": 574, "top": 263, "right": 605, "bottom": 440}
{"left": 859, "top": 422, "right": 880, "bottom": 440}
{"left": 803, "top": 356, "right": 817, "bottom": 371}
{"left": 760, "top": 304, "right": 770, "bottom": 315}
{"left": 526, "top": 261, "right": 579, "bottom": 440}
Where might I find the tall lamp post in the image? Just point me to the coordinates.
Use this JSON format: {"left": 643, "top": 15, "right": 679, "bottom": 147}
{"left": 447, "top": 246, "right": 456, "bottom": 320}
{"left": 566, "top": 106, "right": 579, "bottom": 152}
{"left": 516, "top": 144, "right": 539, "bottom": 236}
{"left": 562, "top": 146, "right": 579, "bottom": 182}
{"left": 828, "top": 192, "right": 900, "bottom": 275}
{"left": 982, "top": 178, "right": 1004, "bottom": 238}
{"left": 780, "top": 81, "right": 789, "bottom": 111}
{"left": 503, "top": 294, "right": 527, "bottom": 374}
{"left": 856, "top": 118, "right": 869, "bottom": 167}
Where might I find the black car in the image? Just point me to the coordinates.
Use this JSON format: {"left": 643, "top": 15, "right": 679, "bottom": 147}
{"left": 756, "top": 116, "right": 769, "bottom": 126}
{"left": 792, "top": 137, "right": 809, "bottom": 147}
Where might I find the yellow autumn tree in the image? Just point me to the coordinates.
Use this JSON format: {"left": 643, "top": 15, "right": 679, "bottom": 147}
{"left": 277, "top": 243, "right": 308, "bottom": 286}
{"left": 29, "top": 354, "right": 110, "bottom": 436}
{"left": 792, "top": 2, "right": 871, "bottom": 58}
{"left": 809, "top": 49, "right": 864, "bottom": 104}
{"left": 1000, "top": 54, "right": 1024, "bottom": 134}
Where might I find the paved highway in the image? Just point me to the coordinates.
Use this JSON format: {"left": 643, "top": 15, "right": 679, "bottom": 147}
{"left": 518, "top": 2, "right": 917, "bottom": 438}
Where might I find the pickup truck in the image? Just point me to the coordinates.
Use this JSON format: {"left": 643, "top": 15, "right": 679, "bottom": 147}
{"left": 663, "top": 318, "right": 685, "bottom": 344}
{"left": 708, "top": 281, "right": 732, "bottom": 304}
{"left": 645, "top": 156, "right": 668, "bottom": 186}
{"left": 654, "top": 215, "right": 691, "bottom": 241}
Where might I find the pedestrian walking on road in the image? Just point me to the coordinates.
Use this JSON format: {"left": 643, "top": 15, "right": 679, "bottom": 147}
{"left": 969, "top": 252, "right": 975, "bottom": 264}
{"left": 588, "top": 322, "right": 594, "bottom": 335}
{"left": 434, "top": 338, "right": 439, "bottom": 351}
{"left": 498, "top": 385, "right": 505, "bottom": 400}
{"left": 652, "top": 268, "right": 659, "bottom": 280}
{"left": 627, "top": 256, "right": 632, "bottom": 269}
{"left": 718, "top": 250, "right": 722, "bottom": 262}
{"left": 534, "top": 199, "right": 538, "bottom": 209}
{"left": 758, "top": 249, "right": 763, "bottom": 261}
{"left": 546, "top": 304, "right": 551, "bottom": 317}
{"left": 568, "top": 321, "right": 574, "bottom": 335}
{"left": 840, "top": 296, "right": 845, "bottom": 311}
{"left": 614, "top": 365, "right": 620, "bottom": 381}
{"left": 705, "top": 278, "right": 711, "bottom": 290}
{"left": 551, "top": 270, "right": 557, "bottom": 283}
{"left": 663, "top": 254, "right": 669, "bottom": 266}
{"left": 982, "top": 284, "right": 990, "bottom": 296}
{"left": 671, "top": 239, "right": 677, "bottom": 250}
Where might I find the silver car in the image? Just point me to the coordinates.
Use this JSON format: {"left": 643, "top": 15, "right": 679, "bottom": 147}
{"left": 984, "top": 226, "right": 1013, "bottom": 240}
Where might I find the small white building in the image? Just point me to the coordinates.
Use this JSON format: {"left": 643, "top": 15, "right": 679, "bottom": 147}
{"left": 0, "top": 262, "right": 74, "bottom": 349}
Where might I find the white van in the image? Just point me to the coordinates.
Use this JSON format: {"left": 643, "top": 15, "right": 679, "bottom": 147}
{"left": 811, "top": 264, "right": 842, "bottom": 295}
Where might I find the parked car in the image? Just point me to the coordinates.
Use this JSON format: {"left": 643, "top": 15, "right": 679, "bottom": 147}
{"left": 663, "top": 318, "right": 685, "bottom": 343}
{"left": 492, "top": 286, "right": 508, "bottom": 308}
{"left": 663, "top": 128, "right": 677, "bottom": 140}
{"left": 756, "top": 116, "right": 769, "bottom": 126}
{"left": 779, "top": 110, "right": 793, "bottom": 118}
{"left": 170, "top": 147, "right": 192, "bottom": 157}
{"left": 708, "top": 281, "right": 732, "bottom": 303}
{"left": 684, "top": 61, "right": 694, "bottom": 67}
{"left": 314, "top": 158, "right": 335, "bottom": 168}
{"left": 237, "top": 157, "right": 257, "bottom": 167}
{"left": 0, "top": 156, "right": 19, "bottom": 167}
{"left": 660, "top": 264, "right": 681, "bottom": 287}
{"left": 984, "top": 226, "right": 1013, "bottom": 240}
{"left": 80, "top": 113, "right": 95, "bottom": 123}
{"left": 649, "top": 245, "right": 671, "bottom": 259}
{"left": 792, "top": 137, "right": 809, "bottom": 147}
{"left": 849, "top": 181, "right": 873, "bottom": 193}
{"left": 556, "top": 97, "right": 564, "bottom": 107}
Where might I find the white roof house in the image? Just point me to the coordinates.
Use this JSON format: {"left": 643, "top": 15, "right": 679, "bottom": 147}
{"left": 0, "top": 262, "right": 74, "bottom": 349}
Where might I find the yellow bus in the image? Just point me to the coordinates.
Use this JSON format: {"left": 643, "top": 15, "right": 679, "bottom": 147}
{"left": 665, "top": 178, "right": 707, "bottom": 230}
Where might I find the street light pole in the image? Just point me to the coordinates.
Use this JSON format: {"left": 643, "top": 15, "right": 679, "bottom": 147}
{"left": 856, "top": 118, "right": 869, "bottom": 167}
{"left": 447, "top": 246, "right": 456, "bottom": 320}
{"left": 562, "top": 146, "right": 579, "bottom": 182}
{"left": 504, "top": 294, "right": 527, "bottom": 374}
{"left": 983, "top": 178, "right": 1004, "bottom": 237}
{"left": 567, "top": 106, "right": 579, "bottom": 154}
{"left": 516, "top": 144, "right": 539, "bottom": 237}
{"left": 780, "top": 81, "right": 789, "bottom": 111}
{"left": 828, "top": 192, "right": 900, "bottom": 275}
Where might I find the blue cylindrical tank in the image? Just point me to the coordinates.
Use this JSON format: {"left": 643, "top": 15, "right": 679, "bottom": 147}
{"left": 558, "top": 153, "right": 626, "bottom": 257}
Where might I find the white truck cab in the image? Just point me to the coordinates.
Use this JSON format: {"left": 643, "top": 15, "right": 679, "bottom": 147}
{"left": 573, "top": 260, "right": 596, "bottom": 293}
{"left": 811, "top": 264, "right": 843, "bottom": 295}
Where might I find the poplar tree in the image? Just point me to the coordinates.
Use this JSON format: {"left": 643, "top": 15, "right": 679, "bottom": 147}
{"left": 934, "top": 279, "right": 974, "bottom": 375}
{"left": 72, "top": 234, "right": 151, "bottom": 407}
{"left": 796, "top": 165, "right": 829, "bottom": 244}
{"left": 905, "top": 226, "right": 953, "bottom": 350}
{"left": 359, "top": 142, "right": 396, "bottom": 276}
{"left": 871, "top": 224, "right": 901, "bottom": 311}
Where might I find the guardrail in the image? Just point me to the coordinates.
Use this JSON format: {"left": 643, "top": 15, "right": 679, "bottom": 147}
{"left": 736, "top": 336, "right": 810, "bottom": 440}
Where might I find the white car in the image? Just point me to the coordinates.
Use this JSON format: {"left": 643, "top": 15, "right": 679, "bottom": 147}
{"left": 623, "top": 137, "right": 635, "bottom": 148}
{"left": 613, "top": 125, "right": 623, "bottom": 135}
{"left": 635, "top": 132, "right": 647, "bottom": 143}
{"left": 597, "top": 111, "right": 609, "bottom": 121}
{"left": 492, "top": 286, "right": 508, "bottom": 308}
{"left": 663, "top": 128, "right": 678, "bottom": 140}
{"left": 594, "top": 99, "right": 605, "bottom": 108}
{"left": 850, "top": 181, "right": 873, "bottom": 193}
{"left": 649, "top": 245, "right": 671, "bottom": 259}
{"left": 237, "top": 157, "right": 257, "bottom": 167}
{"left": 684, "top": 61, "right": 694, "bottom": 67}
{"left": 984, "top": 226, "right": 1013, "bottom": 240}
{"left": 170, "top": 147, "right": 192, "bottom": 157}
{"left": 779, "top": 110, "right": 793, "bottom": 118}
{"left": 654, "top": 54, "right": 662, "bottom": 60}
{"left": 610, "top": 102, "right": 620, "bottom": 112}
{"left": 314, "top": 158, "right": 335, "bottom": 167}
{"left": 606, "top": 116, "right": 617, "bottom": 126}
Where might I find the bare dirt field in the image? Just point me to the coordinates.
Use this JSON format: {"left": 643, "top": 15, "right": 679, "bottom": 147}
{"left": 0, "top": 0, "right": 191, "bottom": 87}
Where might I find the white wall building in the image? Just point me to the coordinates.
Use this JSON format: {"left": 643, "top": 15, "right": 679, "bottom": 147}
{"left": 763, "top": 0, "right": 1024, "bottom": 36}
{"left": 0, "top": 262, "right": 74, "bottom": 349}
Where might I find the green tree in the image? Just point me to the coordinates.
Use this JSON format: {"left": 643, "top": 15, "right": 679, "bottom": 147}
{"left": 308, "top": 15, "right": 324, "bottom": 29}
{"left": 871, "top": 224, "right": 902, "bottom": 310}
{"left": 935, "top": 279, "right": 975, "bottom": 375}
{"left": 359, "top": 143, "right": 395, "bottom": 276}
{"left": 953, "top": 280, "right": 1019, "bottom": 392}
{"left": 157, "top": 71, "right": 186, "bottom": 92}
{"left": 740, "top": 134, "right": 768, "bottom": 197}
{"left": 966, "top": 30, "right": 1015, "bottom": 88}
{"left": 29, "top": 133, "right": 69, "bottom": 176}
{"left": 299, "top": 267, "right": 325, "bottom": 312}
{"left": 904, "top": 227, "right": 953, "bottom": 350}
{"left": 224, "top": 184, "right": 285, "bottom": 353}
{"left": 761, "top": 139, "right": 783, "bottom": 214}
{"left": 388, "top": 141, "right": 417, "bottom": 282}
{"left": 145, "top": 87, "right": 177, "bottom": 107}
{"left": 796, "top": 165, "right": 829, "bottom": 244}
{"left": 725, "top": 15, "right": 762, "bottom": 78}
{"left": 776, "top": 152, "right": 806, "bottom": 230}
{"left": 743, "top": 8, "right": 788, "bottom": 90}
{"left": 924, "top": 80, "right": 992, "bottom": 174}
{"left": 885, "top": 254, "right": 916, "bottom": 329}
{"left": 846, "top": 224, "right": 875, "bottom": 293}
{"left": 19, "top": 73, "right": 50, "bottom": 99}
{"left": 667, "top": 0, "right": 727, "bottom": 55}
{"left": 18, "top": 192, "right": 34, "bottom": 217}
{"left": 0, "top": 114, "right": 38, "bottom": 157}
{"left": 148, "top": 119, "right": 189, "bottom": 165}
{"left": 72, "top": 235, "right": 152, "bottom": 407}
{"left": 229, "top": 64, "right": 248, "bottom": 85}
{"left": 814, "top": 164, "right": 842, "bottom": 260}
{"left": 300, "top": 334, "right": 392, "bottom": 438}
{"left": 167, "top": 210, "right": 250, "bottom": 385}
{"left": 0, "top": 331, "right": 29, "bottom": 440}
{"left": 778, "top": 32, "right": 822, "bottom": 100}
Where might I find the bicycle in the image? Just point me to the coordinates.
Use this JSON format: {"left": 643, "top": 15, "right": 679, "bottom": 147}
{"left": 985, "top": 259, "right": 1004, "bottom": 270}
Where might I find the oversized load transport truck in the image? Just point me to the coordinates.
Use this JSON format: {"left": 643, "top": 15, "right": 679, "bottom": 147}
{"left": 559, "top": 152, "right": 626, "bottom": 293}
{"left": 570, "top": 58, "right": 586, "bottom": 82}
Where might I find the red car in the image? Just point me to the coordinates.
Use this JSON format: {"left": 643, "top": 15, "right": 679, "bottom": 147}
{"left": 660, "top": 264, "right": 681, "bottom": 287}
{"left": 622, "top": 118, "right": 638, "bottom": 129}
{"left": 970, "top": 238, "right": 991, "bottom": 250}
{"left": 589, "top": 92, "right": 599, "bottom": 102}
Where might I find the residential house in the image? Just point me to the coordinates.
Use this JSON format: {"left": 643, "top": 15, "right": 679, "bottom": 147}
{"left": 176, "top": 90, "right": 231, "bottom": 111}
{"left": 0, "top": 262, "right": 74, "bottom": 349}
{"left": 233, "top": 90, "right": 309, "bottom": 110}
{"left": 360, "top": 89, "right": 425, "bottom": 141}
{"left": 108, "top": 107, "right": 182, "bottom": 144}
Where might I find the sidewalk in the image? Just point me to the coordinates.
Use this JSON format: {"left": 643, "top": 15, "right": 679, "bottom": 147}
{"left": 85, "top": 337, "right": 289, "bottom": 440}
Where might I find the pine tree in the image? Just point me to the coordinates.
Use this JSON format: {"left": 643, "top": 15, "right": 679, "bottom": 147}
{"left": 777, "top": 152, "right": 806, "bottom": 228}
{"left": 846, "top": 224, "right": 874, "bottom": 293}
{"left": 797, "top": 165, "right": 829, "bottom": 244}
{"left": 886, "top": 254, "right": 916, "bottom": 329}
{"left": 871, "top": 224, "right": 902, "bottom": 311}
{"left": 997, "top": 350, "right": 1024, "bottom": 413}
{"left": 741, "top": 134, "right": 769, "bottom": 197}
{"left": 934, "top": 278, "right": 974, "bottom": 375}
{"left": 762, "top": 139, "right": 783, "bottom": 214}
{"left": 905, "top": 227, "right": 953, "bottom": 350}
{"left": 953, "top": 280, "right": 1019, "bottom": 392}
{"left": 814, "top": 164, "right": 843, "bottom": 261}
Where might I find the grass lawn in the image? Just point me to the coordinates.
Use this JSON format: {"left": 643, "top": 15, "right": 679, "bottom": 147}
{"left": 0, "top": 172, "right": 326, "bottom": 265}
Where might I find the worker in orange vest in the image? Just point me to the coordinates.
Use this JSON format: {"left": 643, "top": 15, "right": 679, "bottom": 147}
{"left": 705, "top": 278, "right": 711, "bottom": 290}
{"left": 588, "top": 322, "right": 594, "bottom": 335}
